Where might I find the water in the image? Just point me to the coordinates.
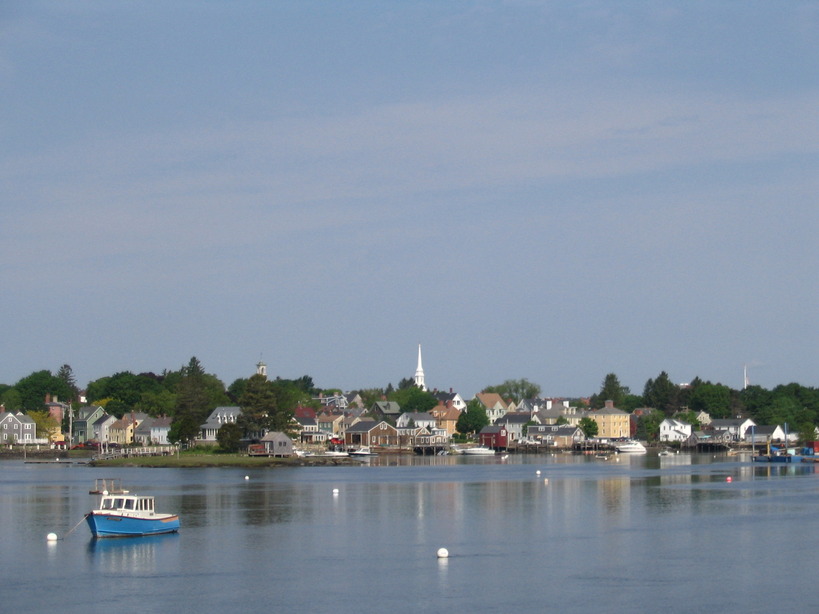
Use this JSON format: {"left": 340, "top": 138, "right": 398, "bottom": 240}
{"left": 2, "top": 453, "right": 818, "bottom": 613}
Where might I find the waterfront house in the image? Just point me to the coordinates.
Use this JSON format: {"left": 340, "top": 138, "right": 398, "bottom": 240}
{"left": 527, "top": 424, "right": 584, "bottom": 448}
{"left": 73, "top": 405, "right": 107, "bottom": 443}
{"left": 344, "top": 420, "right": 400, "bottom": 448}
{"left": 200, "top": 406, "right": 242, "bottom": 442}
{"left": 412, "top": 426, "right": 449, "bottom": 448}
{"left": 0, "top": 411, "right": 37, "bottom": 444}
{"left": 478, "top": 425, "right": 509, "bottom": 450}
{"left": 255, "top": 431, "right": 294, "bottom": 457}
{"left": 588, "top": 401, "right": 631, "bottom": 438}
{"left": 708, "top": 418, "right": 755, "bottom": 442}
{"left": 294, "top": 414, "right": 326, "bottom": 444}
{"left": 745, "top": 425, "right": 786, "bottom": 445}
{"left": 659, "top": 418, "right": 692, "bottom": 442}
{"left": 494, "top": 412, "right": 539, "bottom": 441}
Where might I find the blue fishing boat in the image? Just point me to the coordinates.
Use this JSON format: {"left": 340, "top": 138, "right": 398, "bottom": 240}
{"left": 86, "top": 492, "right": 180, "bottom": 538}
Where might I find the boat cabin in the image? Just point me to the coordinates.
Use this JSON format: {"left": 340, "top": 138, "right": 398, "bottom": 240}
{"left": 99, "top": 494, "right": 156, "bottom": 514}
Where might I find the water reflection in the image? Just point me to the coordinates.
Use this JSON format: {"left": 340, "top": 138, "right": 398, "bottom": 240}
{"left": 86, "top": 533, "right": 179, "bottom": 574}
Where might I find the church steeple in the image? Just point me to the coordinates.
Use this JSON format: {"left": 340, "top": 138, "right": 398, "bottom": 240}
{"left": 414, "top": 344, "right": 426, "bottom": 391}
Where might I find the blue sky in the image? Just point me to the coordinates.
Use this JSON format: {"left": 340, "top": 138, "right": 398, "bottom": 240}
{"left": 3, "top": 2, "right": 819, "bottom": 398}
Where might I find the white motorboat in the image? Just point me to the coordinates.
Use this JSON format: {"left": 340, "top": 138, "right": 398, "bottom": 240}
{"left": 348, "top": 446, "right": 377, "bottom": 456}
{"left": 614, "top": 440, "right": 647, "bottom": 454}
{"left": 461, "top": 446, "right": 496, "bottom": 456}
{"left": 321, "top": 450, "right": 350, "bottom": 457}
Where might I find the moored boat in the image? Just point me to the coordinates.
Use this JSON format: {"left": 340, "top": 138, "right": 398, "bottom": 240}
{"left": 86, "top": 493, "right": 180, "bottom": 538}
{"left": 614, "top": 440, "right": 647, "bottom": 454}
{"left": 348, "top": 446, "right": 378, "bottom": 456}
{"left": 461, "top": 446, "right": 497, "bottom": 456}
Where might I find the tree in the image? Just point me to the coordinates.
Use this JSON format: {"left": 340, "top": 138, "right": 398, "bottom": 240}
{"left": 358, "top": 388, "right": 385, "bottom": 409}
{"left": 797, "top": 421, "right": 816, "bottom": 445}
{"left": 227, "top": 378, "right": 248, "bottom": 403}
{"left": 589, "top": 373, "right": 629, "bottom": 409}
{"left": 28, "top": 410, "right": 60, "bottom": 439}
{"left": 389, "top": 385, "right": 438, "bottom": 413}
{"left": 238, "top": 374, "right": 277, "bottom": 437}
{"left": 397, "top": 377, "right": 415, "bottom": 390}
{"left": 675, "top": 410, "right": 701, "bottom": 430}
{"left": 642, "top": 371, "right": 679, "bottom": 414}
{"left": 216, "top": 422, "right": 243, "bottom": 452}
{"left": 634, "top": 412, "right": 664, "bottom": 441}
{"left": 1, "top": 388, "right": 22, "bottom": 411}
{"left": 135, "top": 388, "right": 176, "bottom": 417}
{"left": 14, "top": 370, "right": 73, "bottom": 411}
{"left": 168, "top": 415, "right": 201, "bottom": 446}
{"left": 578, "top": 417, "right": 598, "bottom": 438}
{"left": 456, "top": 400, "right": 489, "bottom": 435}
{"left": 170, "top": 357, "right": 222, "bottom": 445}
{"left": 483, "top": 379, "right": 542, "bottom": 403}
{"left": 689, "top": 382, "right": 732, "bottom": 419}
{"left": 56, "top": 364, "right": 79, "bottom": 402}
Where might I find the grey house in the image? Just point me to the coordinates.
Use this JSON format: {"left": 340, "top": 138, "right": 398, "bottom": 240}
{"left": 72, "top": 405, "right": 107, "bottom": 443}
{"left": 0, "top": 411, "right": 37, "bottom": 444}
{"left": 200, "top": 406, "right": 243, "bottom": 442}
{"left": 255, "top": 431, "right": 294, "bottom": 457}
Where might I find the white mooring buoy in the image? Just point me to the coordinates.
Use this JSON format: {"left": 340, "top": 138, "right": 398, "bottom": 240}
{"left": 437, "top": 547, "right": 449, "bottom": 559}
{"left": 47, "top": 532, "right": 58, "bottom": 542}
{"left": 332, "top": 488, "right": 339, "bottom": 495}
{"left": 244, "top": 475, "right": 249, "bottom": 480}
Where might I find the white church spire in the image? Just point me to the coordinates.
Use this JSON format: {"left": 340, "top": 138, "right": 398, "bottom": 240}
{"left": 414, "top": 344, "right": 426, "bottom": 391}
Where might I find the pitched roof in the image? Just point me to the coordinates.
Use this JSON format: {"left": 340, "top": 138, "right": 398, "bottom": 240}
{"left": 371, "top": 401, "right": 401, "bottom": 415}
{"left": 476, "top": 392, "right": 507, "bottom": 410}
{"left": 346, "top": 420, "right": 380, "bottom": 433}
{"left": 496, "top": 412, "right": 532, "bottom": 425}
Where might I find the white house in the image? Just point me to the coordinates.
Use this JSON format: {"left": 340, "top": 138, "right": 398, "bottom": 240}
{"left": 659, "top": 418, "right": 692, "bottom": 442}
{"left": 200, "top": 406, "right": 242, "bottom": 442}
{"left": 395, "top": 412, "right": 437, "bottom": 430}
{"left": 709, "top": 418, "right": 756, "bottom": 442}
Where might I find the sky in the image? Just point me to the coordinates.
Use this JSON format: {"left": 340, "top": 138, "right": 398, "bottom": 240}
{"left": 3, "top": 1, "right": 819, "bottom": 399}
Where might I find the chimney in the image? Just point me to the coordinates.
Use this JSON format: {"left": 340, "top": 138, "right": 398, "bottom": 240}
{"left": 605, "top": 400, "right": 614, "bottom": 409}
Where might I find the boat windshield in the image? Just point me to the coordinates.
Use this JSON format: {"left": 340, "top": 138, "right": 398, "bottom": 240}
{"left": 101, "top": 498, "right": 125, "bottom": 510}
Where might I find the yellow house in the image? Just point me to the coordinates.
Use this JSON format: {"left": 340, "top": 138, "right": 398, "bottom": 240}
{"left": 108, "top": 416, "right": 137, "bottom": 445}
{"left": 429, "top": 403, "right": 461, "bottom": 436}
{"left": 588, "top": 400, "right": 630, "bottom": 438}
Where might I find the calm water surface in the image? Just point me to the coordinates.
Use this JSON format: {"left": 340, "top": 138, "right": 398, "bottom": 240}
{"left": 2, "top": 453, "right": 818, "bottom": 613}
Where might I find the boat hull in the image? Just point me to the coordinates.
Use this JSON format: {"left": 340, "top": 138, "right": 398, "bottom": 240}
{"left": 462, "top": 447, "right": 496, "bottom": 456}
{"left": 86, "top": 512, "right": 180, "bottom": 538}
{"left": 614, "top": 441, "right": 647, "bottom": 454}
